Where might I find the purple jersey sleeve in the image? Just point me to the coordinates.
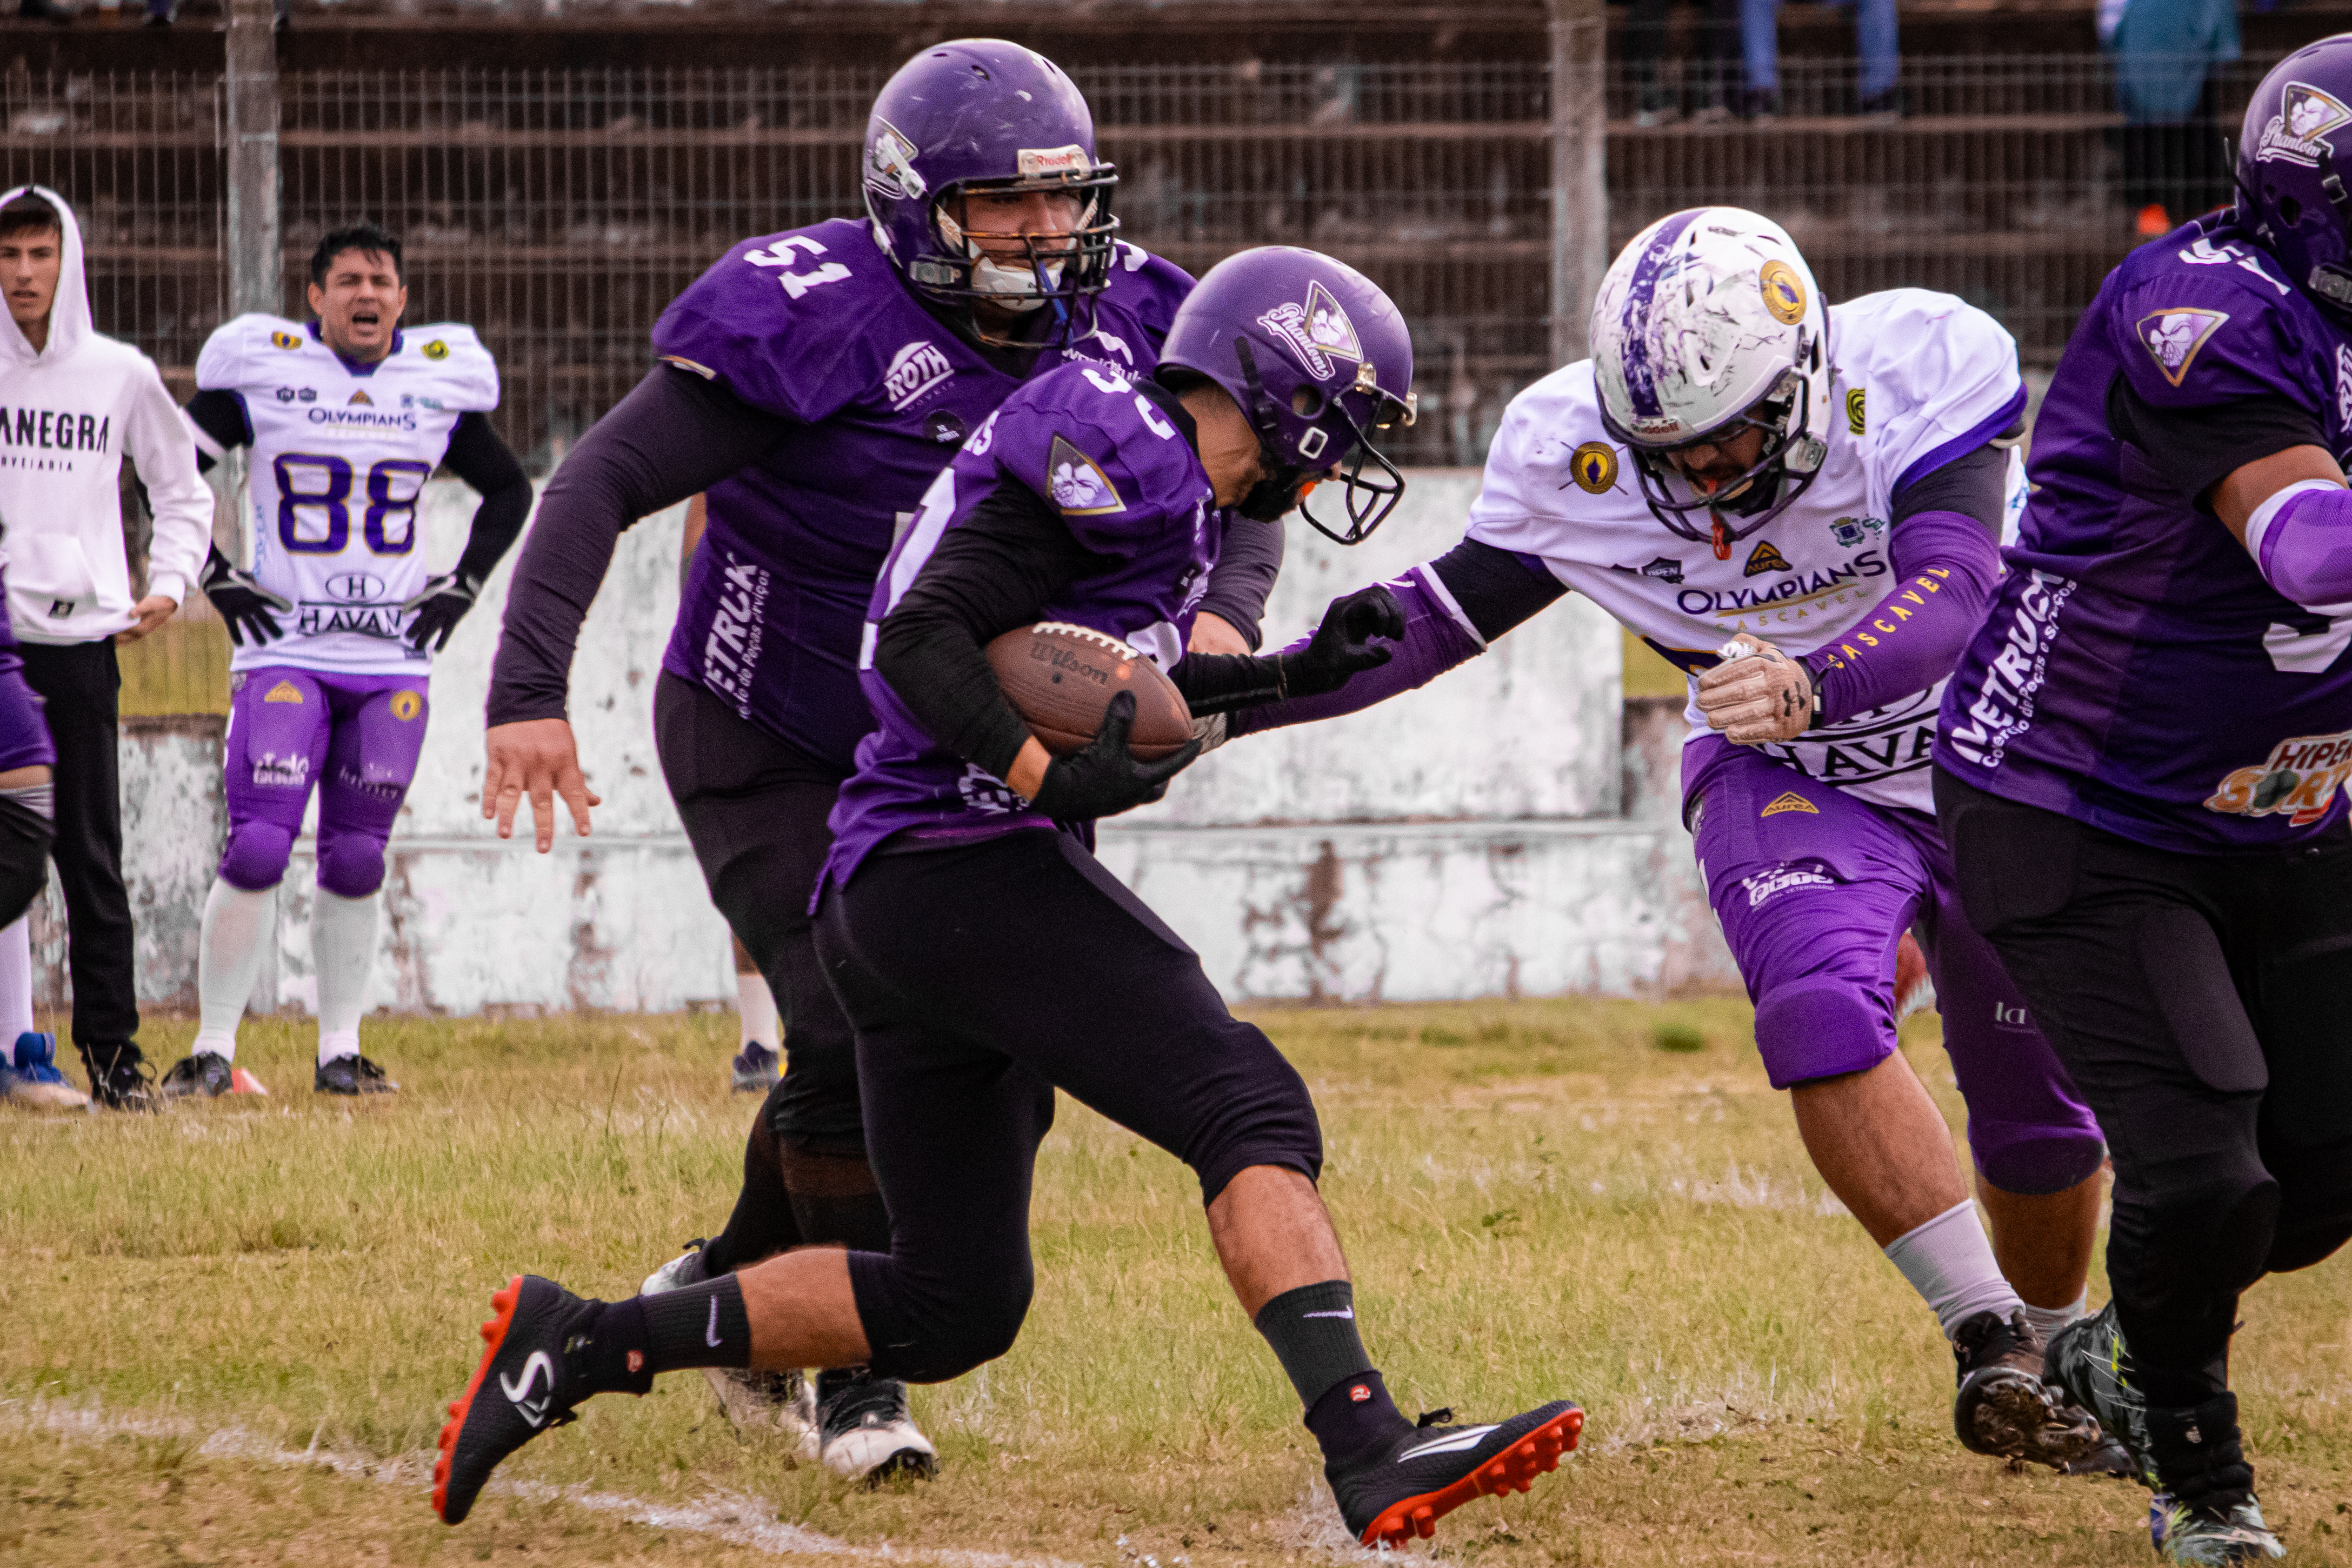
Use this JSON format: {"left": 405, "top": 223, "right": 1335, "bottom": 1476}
{"left": 650, "top": 218, "right": 887, "bottom": 425}
{"left": 2109, "top": 256, "right": 2320, "bottom": 415}
{"left": 989, "top": 365, "right": 1207, "bottom": 557}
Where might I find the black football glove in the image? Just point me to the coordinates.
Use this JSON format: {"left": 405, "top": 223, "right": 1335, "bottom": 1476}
{"left": 1030, "top": 691, "right": 1202, "bottom": 822}
{"left": 1276, "top": 583, "right": 1405, "bottom": 699}
{"left": 199, "top": 547, "right": 291, "bottom": 648}
{"left": 402, "top": 571, "right": 483, "bottom": 652}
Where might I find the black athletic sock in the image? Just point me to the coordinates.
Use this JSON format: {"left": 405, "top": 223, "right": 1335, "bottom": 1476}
{"left": 1253, "top": 1280, "right": 1408, "bottom": 1469}
{"left": 572, "top": 1278, "right": 752, "bottom": 1397}
{"left": 781, "top": 1143, "right": 894, "bottom": 1253}
{"left": 699, "top": 1085, "right": 805, "bottom": 1276}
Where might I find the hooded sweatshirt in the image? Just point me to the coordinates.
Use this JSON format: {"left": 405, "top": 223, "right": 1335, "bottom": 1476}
{"left": 0, "top": 184, "right": 211, "bottom": 644}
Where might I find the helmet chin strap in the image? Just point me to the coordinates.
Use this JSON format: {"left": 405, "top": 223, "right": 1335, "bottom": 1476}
{"left": 2311, "top": 146, "right": 2352, "bottom": 310}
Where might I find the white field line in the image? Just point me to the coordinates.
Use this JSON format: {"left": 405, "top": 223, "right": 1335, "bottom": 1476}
{"left": 3, "top": 1397, "right": 1083, "bottom": 1568}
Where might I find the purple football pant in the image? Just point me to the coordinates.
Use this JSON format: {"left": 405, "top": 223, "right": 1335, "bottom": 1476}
{"left": 0, "top": 586, "right": 54, "bottom": 773}
{"left": 220, "top": 667, "right": 429, "bottom": 898}
{"left": 1689, "top": 740, "right": 2104, "bottom": 1196}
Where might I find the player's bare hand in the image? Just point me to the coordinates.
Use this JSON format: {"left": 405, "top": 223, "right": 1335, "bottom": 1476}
{"left": 1695, "top": 633, "right": 1816, "bottom": 743}
{"left": 484, "top": 718, "right": 602, "bottom": 853}
{"left": 114, "top": 595, "right": 178, "bottom": 644}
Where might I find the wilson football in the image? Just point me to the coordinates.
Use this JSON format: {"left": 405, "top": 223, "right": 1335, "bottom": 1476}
{"left": 984, "top": 622, "right": 1195, "bottom": 762}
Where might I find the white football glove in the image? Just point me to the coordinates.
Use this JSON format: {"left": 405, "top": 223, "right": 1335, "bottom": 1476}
{"left": 1695, "top": 633, "right": 1817, "bottom": 743}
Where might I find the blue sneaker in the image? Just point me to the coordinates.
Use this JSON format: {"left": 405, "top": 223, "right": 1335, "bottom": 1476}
{"left": 3, "top": 1031, "right": 88, "bottom": 1109}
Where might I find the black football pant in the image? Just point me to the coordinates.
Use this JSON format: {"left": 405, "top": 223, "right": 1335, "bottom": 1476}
{"left": 18, "top": 640, "right": 138, "bottom": 1056}
{"left": 654, "top": 672, "right": 882, "bottom": 1265}
{"left": 814, "top": 827, "right": 1325, "bottom": 1385}
{"left": 1936, "top": 768, "right": 2352, "bottom": 1405}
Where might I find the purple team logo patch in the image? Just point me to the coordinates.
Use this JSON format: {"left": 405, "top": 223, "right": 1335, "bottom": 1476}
{"left": 1257, "top": 281, "right": 1363, "bottom": 381}
{"left": 2256, "top": 81, "right": 2352, "bottom": 168}
{"left": 1047, "top": 434, "right": 1124, "bottom": 515}
{"left": 2136, "top": 308, "right": 2230, "bottom": 388}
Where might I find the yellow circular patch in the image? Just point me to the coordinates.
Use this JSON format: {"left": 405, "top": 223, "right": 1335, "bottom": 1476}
{"left": 1760, "top": 259, "right": 1807, "bottom": 326}
{"left": 1844, "top": 388, "right": 1867, "bottom": 436}
{"left": 389, "top": 690, "right": 423, "bottom": 722}
{"left": 270, "top": 330, "right": 302, "bottom": 350}
{"left": 1570, "top": 442, "right": 1618, "bottom": 495}
{"left": 422, "top": 339, "right": 450, "bottom": 361}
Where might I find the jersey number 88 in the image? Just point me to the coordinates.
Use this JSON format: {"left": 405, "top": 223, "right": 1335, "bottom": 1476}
{"left": 274, "top": 454, "right": 435, "bottom": 556}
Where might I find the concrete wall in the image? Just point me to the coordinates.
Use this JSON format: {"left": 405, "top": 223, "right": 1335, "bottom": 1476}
{"left": 43, "top": 472, "right": 1735, "bottom": 1019}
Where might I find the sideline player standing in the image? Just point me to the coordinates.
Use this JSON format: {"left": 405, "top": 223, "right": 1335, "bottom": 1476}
{"left": 481, "top": 41, "right": 1280, "bottom": 1479}
{"left": 0, "top": 184, "right": 213, "bottom": 1111}
{"left": 1228, "top": 209, "right": 2124, "bottom": 1473}
{"left": 158, "top": 222, "right": 530, "bottom": 1099}
{"left": 437, "top": 248, "right": 1583, "bottom": 1549}
{"left": 1933, "top": 39, "right": 2352, "bottom": 1564}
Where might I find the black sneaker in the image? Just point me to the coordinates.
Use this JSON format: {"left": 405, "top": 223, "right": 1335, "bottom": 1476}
{"left": 80, "top": 1044, "right": 158, "bottom": 1112}
{"left": 814, "top": 1368, "right": 937, "bottom": 1484}
{"left": 161, "top": 1051, "right": 233, "bottom": 1100}
{"left": 1330, "top": 1399, "right": 1582, "bottom": 1547}
{"left": 316, "top": 1054, "right": 398, "bottom": 1095}
{"left": 730, "top": 1041, "right": 779, "bottom": 1094}
{"left": 2042, "top": 1300, "right": 2156, "bottom": 1485}
{"left": 1951, "top": 1307, "right": 2101, "bottom": 1469}
{"left": 434, "top": 1275, "right": 594, "bottom": 1525}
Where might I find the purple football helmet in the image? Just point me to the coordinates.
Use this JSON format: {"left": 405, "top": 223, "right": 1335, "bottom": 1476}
{"left": 2236, "top": 34, "right": 2352, "bottom": 321}
{"left": 862, "top": 38, "right": 1120, "bottom": 346}
{"left": 1156, "top": 246, "right": 1416, "bottom": 544}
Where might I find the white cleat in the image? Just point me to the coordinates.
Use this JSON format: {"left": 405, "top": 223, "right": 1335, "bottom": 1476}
{"left": 815, "top": 1367, "right": 937, "bottom": 1484}
{"left": 640, "top": 1241, "right": 818, "bottom": 1459}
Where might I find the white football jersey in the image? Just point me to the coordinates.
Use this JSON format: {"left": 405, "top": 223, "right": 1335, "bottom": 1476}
{"left": 196, "top": 314, "right": 499, "bottom": 675}
{"left": 1467, "top": 289, "right": 2026, "bottom": 815}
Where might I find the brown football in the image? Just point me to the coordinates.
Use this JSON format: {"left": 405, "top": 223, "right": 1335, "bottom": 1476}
{"left": 984, "top": 622, "right": 1195, "bottom": 762}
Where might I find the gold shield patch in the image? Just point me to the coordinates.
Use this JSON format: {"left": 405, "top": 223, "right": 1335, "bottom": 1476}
{"left": 1844, "top": 388, "right": 1866, "bottom": 436}
{"left": 1759, "top": 259, "right": 1807, "bottom": 326}
{"left": 270, "top": 331, "right": 302, "bottom": 351}
{"left": 1570, "top": 442, "right": 1618, "bottom": 495}
{"left": 423, "top": 339, "right": 450, "bottom": 361}
{"left": 389, "top": 690, "right": 423, "bottom": 722}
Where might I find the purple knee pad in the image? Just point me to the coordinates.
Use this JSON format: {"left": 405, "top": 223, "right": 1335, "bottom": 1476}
{"left": 219, "top": 819, "right": 295, "bottom": 891}
{"left": 315, "top": 835, "right": 388, "bottom": 899}
{"left": 1753, "top": 977, "right": 1894, "bottom": 1089}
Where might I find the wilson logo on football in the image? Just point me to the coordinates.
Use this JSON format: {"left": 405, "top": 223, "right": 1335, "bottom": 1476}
{"left": 1257, "top": 280, "right": 1363, "bottom": 381}
{"left": 2203, "top": 729, "right": 2352, "bottom": 826}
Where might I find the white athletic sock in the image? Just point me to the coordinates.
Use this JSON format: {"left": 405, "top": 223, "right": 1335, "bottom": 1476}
{"left": 0, "top": 915, "right": 34, "bottom": 1043}
{"left": 312, "top": 889, "right": 378, "bottom": 1065}
{"left": 1883, "top": 1199, "right": 2027, "bottom": 1338}
{"left": 2020, "top": 1290, "right": 2089, "bottom": 1343}
{"left": 737, "top": 970, "right": 778, "bottom": 1050}
{"left": 196, "top": 880, "right": 279, "bottom": 1064}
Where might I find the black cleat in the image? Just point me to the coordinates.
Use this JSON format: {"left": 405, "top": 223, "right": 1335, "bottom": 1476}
{"left": 161, "top": 1051, "right": 233, "bottom": 1100}
{"left": 434, "top": 1276, "right": 592, "bottom": 1525}
{"left": 730, "top": 1041, "right": 780, "bottom": 1095}
{"left": 316, "top": 1054, "right": 398, "bottom": 1096}
{"left": 814, "top": 1368, "right": 937, "bottom": 1483}
{"left": 2041, "top": 1301, "right": 2155, "bottom": 1485}
{"left": 1330, "top": 1399, "right": 1582, "bottom": 1547}
{"left": 80, "top": 1043, "right": 158, "bottom": 1112}
{"left": 1952, "top": 1308, "right": 2101, "bottom": 1469}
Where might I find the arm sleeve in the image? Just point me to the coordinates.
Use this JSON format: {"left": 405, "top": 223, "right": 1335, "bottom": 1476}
{"left": 2104, "top": 377, "right": 2326, "bottom": 510}
{"left": 1195, "top": 515, "right": 1284, "bottom": 649}
{"left": 1802, "top": 505, "right": 2003, "bottom": 725}
{"left": 440, "top": 412, "right": 534, "bottom": 585}
{"left": 1890, "top": 438, "right": 2008, "bottom": 534}
{"left": 485, "top": 364, "right": 795, "bottom": 726}
{"left": 124, "top": 364, "right": 214, "bottom": 605}
{"left": 183, "top": 388, "right": 251, "bottom": 474}
{"left": 872, "top": 477, "right": 1097, "bottom": 780}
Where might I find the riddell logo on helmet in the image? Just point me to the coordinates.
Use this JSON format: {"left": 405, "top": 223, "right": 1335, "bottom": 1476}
{"left": 1257, "top": 280, "right": 1363, "bottom": 381}
{"left": 2256, "top": 81, "right": 2352, "bottom": 168}
{"left": 1017, "top": 145, "right": 1090, "bottom": 178}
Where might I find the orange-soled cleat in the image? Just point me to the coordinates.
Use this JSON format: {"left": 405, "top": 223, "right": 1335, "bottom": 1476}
{"left": 432, "top": 1275, "right": 592, "bottom": 1524}
{"left": 1333, "top": 1400, "right": 1583, "bottom": 1547}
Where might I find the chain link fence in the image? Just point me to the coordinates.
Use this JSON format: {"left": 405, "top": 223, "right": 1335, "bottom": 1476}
{"left": 0, "top": 53, "right": 2287, "bottom": 473}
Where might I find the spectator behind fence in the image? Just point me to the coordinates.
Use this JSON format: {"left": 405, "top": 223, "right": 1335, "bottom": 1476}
{"left": 1741, "top": 0, "right": 1901, "bottom": 121}
{"left": 0, "top": 186, "right": 212, "bottom": 1112}
{"left": 1627, "top": 0, "right": 1746, "bottom": 126}
{"left": 2102, "top": 0, "right": 2241, "bottom": 237}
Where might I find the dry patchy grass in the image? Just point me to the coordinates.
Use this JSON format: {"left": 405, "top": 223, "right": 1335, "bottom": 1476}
{"left": 4, "top": 1000, "right": 2349, "bottom": 1566}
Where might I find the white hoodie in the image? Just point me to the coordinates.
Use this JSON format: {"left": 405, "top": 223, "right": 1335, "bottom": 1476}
{"left": 0, "top": 184, "right": 211, "bottom": 644}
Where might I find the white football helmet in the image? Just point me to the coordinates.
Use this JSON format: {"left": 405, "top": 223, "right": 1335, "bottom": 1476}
{"left": 1590, "top": 207, "right": 1832, "bottom": 556}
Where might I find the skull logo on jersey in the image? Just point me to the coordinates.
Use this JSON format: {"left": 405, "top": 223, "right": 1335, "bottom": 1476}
{"left": 2136, "top": 308, "right": 2230, "bottom": 386}
{"left": 2256, "top": 81, "right": 2352, "bottom": 168}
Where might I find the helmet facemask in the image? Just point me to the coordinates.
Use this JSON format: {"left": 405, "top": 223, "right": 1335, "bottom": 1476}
{"left": 1231, "top": 338, "right": 1416, "bottom": 543}
{"left": 1605, "top": 333, "right": 1830, "bottom": 559}
{"left": 901, "top": 169, "right": 1121, "bottom": 349}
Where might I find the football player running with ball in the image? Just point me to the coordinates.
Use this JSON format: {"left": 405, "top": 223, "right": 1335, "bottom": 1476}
{"left": 436, "top": 248, "right": 1583, "bottom": 1547}
{"left": 480, "top": 41, "right": 1280, "bottom": 1481}
{"left": 1228, "top": 209, "right": 2129, "bottom": 1474}
{"left": 160, "top": 223, "right": 531, "bottom": 1098}
{"left": 1931, "top": 38, "right": 2352, "bottom": 1565}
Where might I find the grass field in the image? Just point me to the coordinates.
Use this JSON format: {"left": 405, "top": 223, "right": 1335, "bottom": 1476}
{"left": 6, "top": 999, "right": 2351, "bottom": 1567}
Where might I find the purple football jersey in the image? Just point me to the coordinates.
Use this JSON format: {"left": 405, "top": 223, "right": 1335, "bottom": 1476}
{"left": 655, "top": 218, "right": 1195, "bottom": 771}
{"left": 822, "top": 359, "right": 1218, "bottom": 889}
{"left": 1938, "top": 217, "right": 2352, "bottom": 851}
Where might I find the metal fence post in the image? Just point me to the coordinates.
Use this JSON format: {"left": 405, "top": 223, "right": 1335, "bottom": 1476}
{"left": 225, "top": 0, "right": 280, "bottom": 319}
{"left": 1548, "top": 0, "right": 1607, "bottom": 371}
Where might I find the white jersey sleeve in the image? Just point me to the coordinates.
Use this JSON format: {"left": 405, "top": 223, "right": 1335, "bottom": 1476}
{"left": 402, "top": 324, "right": 501, "bottom": 415}
{"left": 1833, "top": 290, "right": 2027, "bottom": 504}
